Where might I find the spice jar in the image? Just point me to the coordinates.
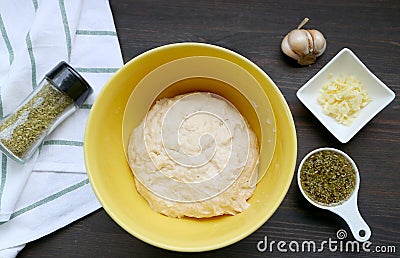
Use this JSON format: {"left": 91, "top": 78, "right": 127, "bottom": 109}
{"left": 0, "top": 61, "right": 93, "bottom": 163}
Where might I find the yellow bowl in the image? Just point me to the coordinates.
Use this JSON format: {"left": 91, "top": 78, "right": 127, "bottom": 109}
{"left": 84, "top": 43, "right": 297, "bottom": 251}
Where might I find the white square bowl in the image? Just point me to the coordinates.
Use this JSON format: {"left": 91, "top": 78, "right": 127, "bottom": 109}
{"left": 296, "top": 48, "right": 395, "bottom": 143}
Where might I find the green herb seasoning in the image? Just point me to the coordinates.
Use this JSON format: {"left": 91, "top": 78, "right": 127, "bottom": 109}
{"left": 0, "top": 61, "right": 92, "bottom": 163}
{"left": 300, "top": 150, "right": 356, "bottom": 206}
{"left": 0, "top": 82, "right": 74, "bottom": 161}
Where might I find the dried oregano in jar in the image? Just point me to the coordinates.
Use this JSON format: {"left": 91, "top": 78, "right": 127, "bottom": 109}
{"left": 300, "top": 150, "right": 356, "bottom": 206}
{"left": 0, "top": 83, "right": 73, "bottom": 160}
{"left": 0, "top": 61, "right": 92, "bottom": 163}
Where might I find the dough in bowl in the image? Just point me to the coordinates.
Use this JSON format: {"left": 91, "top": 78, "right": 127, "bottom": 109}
{"left": 127, "top": 92, "right": 259, "bottom": 218}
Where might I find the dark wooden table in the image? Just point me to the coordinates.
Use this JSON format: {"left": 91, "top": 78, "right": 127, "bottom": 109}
{"left": 19, "top": 0, "right": 399, "bottom": 257}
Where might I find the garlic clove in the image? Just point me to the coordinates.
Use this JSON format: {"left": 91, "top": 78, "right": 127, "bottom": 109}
{"left": 287, "top": 29, "right": 313, "bottom": 58}
{"left": 281, "top": 34, "right": 300, "bottom": 60}
{"left": 281, "top": 18, "right": 327, "bottom": 66}
{"left": 309, "top": 30, "right": 326, "bottom": 57}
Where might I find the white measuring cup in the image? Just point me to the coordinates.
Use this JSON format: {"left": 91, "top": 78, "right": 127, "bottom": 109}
{"left": 297, "top": 147, "right": 371, "bottom": 242}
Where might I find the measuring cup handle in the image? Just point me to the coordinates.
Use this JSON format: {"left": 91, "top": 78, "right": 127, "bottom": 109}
{"left": 332, "top": 203, "right": 371, "bottom": 242}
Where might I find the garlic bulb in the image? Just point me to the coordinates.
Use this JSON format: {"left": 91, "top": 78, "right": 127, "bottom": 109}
{"left": 281, "top": 18, "right": 326, "bottom": 65}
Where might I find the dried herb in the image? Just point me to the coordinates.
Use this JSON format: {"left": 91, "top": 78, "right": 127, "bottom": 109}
{"left": 300, "top": 150, "right": 356, "bottom": 206}
{"left": 0, "top": 82, "right": 74, "bottom": 160}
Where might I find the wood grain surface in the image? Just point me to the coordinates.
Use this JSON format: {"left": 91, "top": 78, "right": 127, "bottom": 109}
{"left": 19, "top": 0, "right": 399, "bottom": 257}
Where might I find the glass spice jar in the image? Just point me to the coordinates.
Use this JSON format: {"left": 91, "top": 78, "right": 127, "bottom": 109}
{"left": 0, "top": 61, "right": 93, "bottom": 163}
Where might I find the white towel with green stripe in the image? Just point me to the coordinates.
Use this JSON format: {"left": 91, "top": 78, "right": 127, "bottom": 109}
{"left": 0, "top": 0, "right": 123, "bottom": 256}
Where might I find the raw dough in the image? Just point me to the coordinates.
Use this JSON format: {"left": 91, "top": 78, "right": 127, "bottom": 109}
{"left": 127, "top": 92, "right": 259, "bottom": 218}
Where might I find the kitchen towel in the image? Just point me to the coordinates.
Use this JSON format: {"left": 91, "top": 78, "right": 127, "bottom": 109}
{"left": 0, "top": 0, "right": 123, "bottom": 256}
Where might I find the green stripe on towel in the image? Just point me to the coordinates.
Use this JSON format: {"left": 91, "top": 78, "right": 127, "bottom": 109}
{"left": 59, "top": 0, "right": 72, "bottom": 61}
{"left": 0, "top": 154, "right": 7, "bottom": 208}
{"left": 75, "top": 67, "right": 119, "bottom": 73}
{"left": 76, "top": 30, "right": 117, "bottom": 36}
{"left": 0, "top": 14, "right": 14, "bottom": 65}
{"left": 0, "top": 97, "right": 3, "bottom": 118}
{"left": 8, "top": 178, "right": 89, "bottom": 221}
{"left": 26, "top": 32, "right": 37, "bottom": 88}
{"left": 32, "top": 0, "right": 38, "bottom": 11}
{"left": 43, "top": 140, "right": 83, "bottom": 147}
{"left": 79, "top": 104, "right": 92, "bottom": 109}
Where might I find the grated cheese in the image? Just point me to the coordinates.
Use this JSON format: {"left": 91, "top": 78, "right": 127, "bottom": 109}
{"left": 317, "top": 74, "right": 372, "bottom": 125}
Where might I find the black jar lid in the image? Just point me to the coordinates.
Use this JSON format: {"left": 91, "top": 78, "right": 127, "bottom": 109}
{"left": 45, "top": 61, "right": 93, "bottom": 107}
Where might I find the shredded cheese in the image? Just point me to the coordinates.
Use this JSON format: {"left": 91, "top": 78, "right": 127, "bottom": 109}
{"left": 317, "top": 74, "right": 372, "bottom": 125}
